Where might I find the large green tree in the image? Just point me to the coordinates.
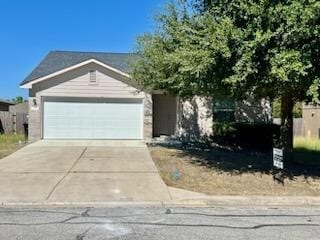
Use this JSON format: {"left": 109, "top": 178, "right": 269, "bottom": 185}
{"left": 133, "top": 0, "right": 320, "bottom": 161}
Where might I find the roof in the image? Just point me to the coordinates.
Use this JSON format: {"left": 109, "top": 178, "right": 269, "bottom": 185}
{"left": 0, "top": 99, "right": 14, "bottom": 105}
{"left": 21, "top": 51, "right": 138, "bottom": 86}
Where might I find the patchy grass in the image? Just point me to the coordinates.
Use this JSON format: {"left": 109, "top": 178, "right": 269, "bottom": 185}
{"left": 149, "top": 145, "right": 320, "bottom": 196}
{"left": 294, "top": 137, "right": 320, "bottom": 165}
{"left": 0, "top": 134, "right": 26, "bottom": 159}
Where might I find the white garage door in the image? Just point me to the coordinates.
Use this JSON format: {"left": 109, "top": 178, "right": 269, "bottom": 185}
{"left": 43, "top": 99, "right": 143, "bottom": 139}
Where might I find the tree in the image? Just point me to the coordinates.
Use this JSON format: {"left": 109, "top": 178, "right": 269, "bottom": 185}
{"left": 11, "top": 96, "right": 25, "bottom": 104}
{"left": 272, "top": 99, "right": 302, "bottom": 119}
{"left": 133, "top": 0, "right": 320, "bottom": 162}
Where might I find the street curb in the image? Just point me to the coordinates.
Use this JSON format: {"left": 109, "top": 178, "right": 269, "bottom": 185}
{"left": 1, "top": 196, "right": 320, "bottom": 208}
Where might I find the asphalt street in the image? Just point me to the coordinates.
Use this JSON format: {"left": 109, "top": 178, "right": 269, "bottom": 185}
{"left": 0, "top": 206, "right": 319, "bottom": 240}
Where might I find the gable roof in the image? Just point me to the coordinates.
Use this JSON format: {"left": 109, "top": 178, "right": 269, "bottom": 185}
{"left": 20, "top": 51, "right": 138, "bottom": 86}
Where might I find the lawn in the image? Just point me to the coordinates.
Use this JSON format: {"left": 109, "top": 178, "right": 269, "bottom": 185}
{"left": 294, "top": 137, "right": 320, "bottom": 165}
{"left": 0, "top": 134, "right": 26, "bottom": 159}
{"left": 149, "top": 142, "right": 320, "bottom": 196}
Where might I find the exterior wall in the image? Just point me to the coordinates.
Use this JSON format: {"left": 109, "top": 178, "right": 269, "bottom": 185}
{"left": 303, "top": 104, "right": 320, "bottom": 139}
{"left": 176, "top": 96, "right": 272, "bottom": 141}
{"left": 28, "top": 96, "right": 42, "bottom": 141}
{"left": 28, "top": 62, "right": 148, "bottom": 141}
{"left": 29, "top": 63, "right": 143, "bottom": 99}
{"left": 143, "top": 94, "right": 153, "bottom": 139}
{"left": 177, "top": 97, "right": 214, "bottom": 140}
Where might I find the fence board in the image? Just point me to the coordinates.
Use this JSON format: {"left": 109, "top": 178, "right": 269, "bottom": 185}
{"left": 273, "top": 118, "right": 303, "bottom": 137}
{"left": 0, "top": 111, "right": 28, "bottom": 135}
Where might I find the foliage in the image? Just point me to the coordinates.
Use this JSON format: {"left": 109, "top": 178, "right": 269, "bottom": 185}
{"left": 133, "top": 0, "right": 320, "bottom": 159}
{"left": 272, "top": 98, "right": 302, "bottom": 118}
{"left": 11, "top": 96, "right": 25, "bottom": 104}
{"left": 133, "top": 0, "right": 320, "bottom": 103}
{"left": 212, "top": 122, "right": 236, "bottom": 137}
{"left": 212, "top": 122, "right": 280, "bottom": 150}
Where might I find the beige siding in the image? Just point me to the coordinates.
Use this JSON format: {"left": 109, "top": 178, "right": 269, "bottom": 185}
{"left": 30, "top": 63, "right": 144, "bottom": 99}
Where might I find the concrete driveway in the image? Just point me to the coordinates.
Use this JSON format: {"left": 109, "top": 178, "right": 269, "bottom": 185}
{"left": 0, "top": 140, "right": 171, "bottom": 203}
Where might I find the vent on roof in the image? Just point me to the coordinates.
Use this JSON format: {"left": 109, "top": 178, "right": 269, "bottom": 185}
{"left": 89, "top": 70, "right": 97, "bottom": 83}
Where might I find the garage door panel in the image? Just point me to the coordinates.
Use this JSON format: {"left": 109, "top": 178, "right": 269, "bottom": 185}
{"left": 43, "top": 100, "right": 143, "bottom": 139}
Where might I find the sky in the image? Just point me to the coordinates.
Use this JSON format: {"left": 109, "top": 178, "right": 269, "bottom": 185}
{"left": 0, "top": 0, "right": 167, "bottom": 100}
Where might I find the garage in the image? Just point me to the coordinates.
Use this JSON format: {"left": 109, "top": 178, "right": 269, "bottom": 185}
{"left": 43, "top": 98, "right": 143, "bottom": 139}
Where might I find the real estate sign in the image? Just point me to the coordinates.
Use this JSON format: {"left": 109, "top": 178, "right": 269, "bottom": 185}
{"left": 273, "top": 148, "right": 284, "bottom": 169}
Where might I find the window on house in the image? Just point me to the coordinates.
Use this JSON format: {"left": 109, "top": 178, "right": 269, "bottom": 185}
{"left": 213, "top": 98, "right": 236, "bottom": 122}
{"left": 89, "top": 70, "right": 97, "bottom": 83}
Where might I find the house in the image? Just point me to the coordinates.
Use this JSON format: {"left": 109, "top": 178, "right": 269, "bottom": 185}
{"left": 0, "top": 100, "right": 14, "bottom": 111}
{"left": 303, "top": 104, "right": 320, "bottom": 139}
{"left": 20, "top": 51, "right": 271, "bottom": 141}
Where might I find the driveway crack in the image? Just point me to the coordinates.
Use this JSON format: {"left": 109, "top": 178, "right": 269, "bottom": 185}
{"left": 45, "top": 147, "right": 88, "bottom": 201}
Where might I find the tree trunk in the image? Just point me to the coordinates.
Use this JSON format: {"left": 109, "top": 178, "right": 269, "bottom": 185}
{"left": 280, "top": 94, "right": 294, "bottom": 162}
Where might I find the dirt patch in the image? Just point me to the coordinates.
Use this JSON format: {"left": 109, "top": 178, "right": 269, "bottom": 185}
{"left": 149, "top": 146, "right": 320, "bottom": 196}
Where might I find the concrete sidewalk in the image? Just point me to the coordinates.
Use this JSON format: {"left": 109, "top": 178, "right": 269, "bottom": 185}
{"left": 1, "top": 186, "right": 320, "bottom": 207}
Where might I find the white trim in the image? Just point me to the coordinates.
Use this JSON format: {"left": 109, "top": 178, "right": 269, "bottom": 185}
{"left": 21, "top": 59, "right": 132, "bottom": 89}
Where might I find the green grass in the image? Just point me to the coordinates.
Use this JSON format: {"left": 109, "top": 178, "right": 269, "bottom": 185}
{"left": 294, "top": 137, "right": 320, "bottom": 165}
{"left": 0, "top": 134, "right": 26, "bottom": 145}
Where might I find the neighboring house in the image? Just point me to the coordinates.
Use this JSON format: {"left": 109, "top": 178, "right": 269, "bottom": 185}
{"left": 0, "top": 100, "right": 14, "bottom": 111}
{"left": 303, "top": 104, "right": 320, "bottom": 139}
{"left": 20, "top": 51, "right": 271, "bottom": 141}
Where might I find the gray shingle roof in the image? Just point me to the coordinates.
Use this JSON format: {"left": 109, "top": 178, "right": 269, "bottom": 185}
{"left": 21, "top": 51, "right": 138, "bottom": 86}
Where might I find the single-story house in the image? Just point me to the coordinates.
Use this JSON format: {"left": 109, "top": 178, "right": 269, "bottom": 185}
{"left": 20, "top": 51, "right": 271, "bottom": 141}
{"left": 0, "top": 100, "right": 14, "bottom": 111}
{"left": 303, "top": 104, "right": 320, "bottom": 139}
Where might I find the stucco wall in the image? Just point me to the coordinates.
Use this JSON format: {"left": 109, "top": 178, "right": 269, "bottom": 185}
{"left": 27, "top": 63, "right": 149, "bottom": 141}
{"left": 177, "top": 97, "right": 213, "bottom": 141}
{"left": 176, "top": 96, "right": 272, "bottom": 141}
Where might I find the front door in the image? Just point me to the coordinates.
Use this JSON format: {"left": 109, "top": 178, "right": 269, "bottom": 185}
{"left": 152, "top": 95, "right": 177, "bottom": 137}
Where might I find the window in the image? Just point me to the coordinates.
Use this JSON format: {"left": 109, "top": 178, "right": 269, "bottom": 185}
{"left": 89, "top": 70, "right": 97, "bottom": 83}
{"left": 213, "top": 98, "right": 236, "bottom": 122}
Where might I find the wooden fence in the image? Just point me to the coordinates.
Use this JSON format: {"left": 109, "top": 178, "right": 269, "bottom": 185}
{"left": 0, "top": 111, "right": 28, "bottom": 135}
{"left": 273, "top": 118, "right": 304, "bottom": 137}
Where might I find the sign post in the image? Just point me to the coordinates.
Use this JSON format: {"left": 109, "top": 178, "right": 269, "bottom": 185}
{"left": 273, "top": 148, "right": 284, "bottom": 169}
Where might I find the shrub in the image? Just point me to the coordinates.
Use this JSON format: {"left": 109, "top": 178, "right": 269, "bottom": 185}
{"left": 212, "top": 122, "right": 280, "bottom": 150}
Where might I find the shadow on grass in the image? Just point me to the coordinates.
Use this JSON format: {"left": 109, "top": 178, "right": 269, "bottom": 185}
{"left": 294, "top": 148, "right": 320, "bottom": 166}
{"left": 153, "top": 142, "right": 320, "bottom": 181}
